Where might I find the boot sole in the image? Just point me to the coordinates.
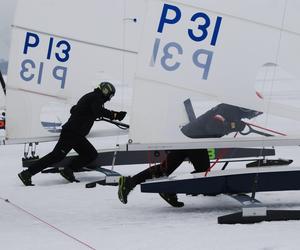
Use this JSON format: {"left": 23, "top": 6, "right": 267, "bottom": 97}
{"left": 59, "top": 172, "right": 80, "bottom": 183}
{"left": 18, "top": 173, "right": 34, "bottom": 186}
{"left": 118, "top": 177, "right": 127, "bottom": 204}
{"left": 159, "top": 193, "right": 184, "bottom": 207}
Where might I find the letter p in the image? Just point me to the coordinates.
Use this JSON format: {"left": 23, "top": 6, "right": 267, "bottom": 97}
{"left": 23, "top": 32, "right": 40, "bottom": 55}
{"left": 157, "top": 4, "right": 181, "bottom": 33}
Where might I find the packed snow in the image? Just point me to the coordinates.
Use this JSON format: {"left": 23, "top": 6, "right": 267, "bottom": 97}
{"left": 1, "top": 141, "right": 300, "bottom": 250}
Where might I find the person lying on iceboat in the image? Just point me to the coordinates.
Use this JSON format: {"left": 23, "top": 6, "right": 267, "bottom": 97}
{"left": 118, "top": 149, "right": 210, "bottom": 207}
{"left": 181, "top": 103, "right": 262, "bottom": 138}
{"left": 18, "top": 82, "right": 127, "bottom": 186}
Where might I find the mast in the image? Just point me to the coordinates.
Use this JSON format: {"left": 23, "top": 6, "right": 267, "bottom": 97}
{"left": 0, "top": 69, "right": 5, "bottom": 96}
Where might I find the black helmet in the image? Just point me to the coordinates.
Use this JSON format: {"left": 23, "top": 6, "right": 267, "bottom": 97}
{"left": 96, "top": 82, "right": 116, "bottom": 100}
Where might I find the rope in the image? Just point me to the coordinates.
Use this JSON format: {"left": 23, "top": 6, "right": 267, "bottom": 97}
{"left": 204, "top": 148, "right": 229, "bottom": 177}
{"left": 204, "top": 123, "right": 286, "bottom": 177}
{"left": 204, "top": 132, "right": 238, "bottom": 176}
{"left": 0, "top": 196, "right": 96, "bottom": 250}
{"left": 243, "top": 121, "right": 287, "bottom": 136}
{"left": 147, "top": 148, "right": 153, "bottom": 168}
{"left": 204, "top": 118, "right": 287, "bottom": 176}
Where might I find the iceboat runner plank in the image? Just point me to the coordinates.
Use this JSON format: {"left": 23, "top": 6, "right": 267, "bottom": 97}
{"left": 141, "top": 166, "right": 300, "bottom": 195}
{"left": 23, "top": 147, "right": 275, "bottom": 169}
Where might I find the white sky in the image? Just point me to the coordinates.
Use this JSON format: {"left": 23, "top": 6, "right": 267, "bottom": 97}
{"left": 0, "top": 0, "right": 18, "bottom": 60}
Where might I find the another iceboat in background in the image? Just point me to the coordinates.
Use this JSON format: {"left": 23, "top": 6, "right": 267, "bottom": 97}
{"left": 4, "top": 0, "right": 300, "bottom": 223}
{"left": 0, "top": 70, "right": 6, "bottom": 134}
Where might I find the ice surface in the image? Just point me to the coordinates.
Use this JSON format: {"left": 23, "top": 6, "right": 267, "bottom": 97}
{"left": 1, "top": 141, "right": 300, "bottom": 250}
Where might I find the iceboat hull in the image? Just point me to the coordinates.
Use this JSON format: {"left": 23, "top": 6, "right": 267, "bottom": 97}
{"left": 23, "top": 147, "right": 275, "bottom": 169}
{"left": 141, "top": 166, "right": 300, "bottom": 195}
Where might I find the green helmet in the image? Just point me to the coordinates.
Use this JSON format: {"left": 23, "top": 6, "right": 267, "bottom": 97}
{"left": 96, "top": 82, "right": 116, "bottom": 100}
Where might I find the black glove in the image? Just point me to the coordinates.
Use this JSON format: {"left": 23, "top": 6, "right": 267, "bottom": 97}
{"left": 114, "top": 111, "right": 127, "bottom": 121}
{"left": 224, "top": 120, "right": 246, "bottom": 134}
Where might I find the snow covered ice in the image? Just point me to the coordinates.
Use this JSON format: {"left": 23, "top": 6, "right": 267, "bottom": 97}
{"left": 2, "top": 141, "right": 300, "bottom": 250}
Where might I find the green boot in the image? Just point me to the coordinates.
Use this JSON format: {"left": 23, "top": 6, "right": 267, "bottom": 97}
{"left": 118, "top": 176, "right": 134, "bottom": 204}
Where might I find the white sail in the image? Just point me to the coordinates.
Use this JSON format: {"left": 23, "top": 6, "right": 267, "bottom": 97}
{"left": 6, "top": 0, "right": 300, "bottom": 149}
{"left": 129, "top": 0, "right": 300, "bottom": 149}
{"left": 6, "top": 0, "right": 145, "bottom": 143}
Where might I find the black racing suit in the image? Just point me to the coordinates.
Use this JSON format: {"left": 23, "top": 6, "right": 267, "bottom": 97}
{"left": 28, "top": 89, "right": 116, "bottom": 176}
{"left": 181, "top": 103, "right": 262, "bottom": 138}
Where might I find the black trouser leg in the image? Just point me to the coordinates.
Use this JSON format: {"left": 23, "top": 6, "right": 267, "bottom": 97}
{"left": 187, "top": 149, "right": 210, "bottom": 172}
{"left": 162, "top": 150, "right": 187, "bottom": 176}
{"left": 28, "top": 133, "right": 72, "bottom": 176}
{"left": 27, "top": 131, "right": 98, "bottom": 176}
{"left": 67, "top": 136, "right": 98, "bottom": 171}
{"left": 131, "top": 150, "right": 186, "bottom": 186}
{"left": 131, "top": 165, "right": 158, "bottom": 187}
